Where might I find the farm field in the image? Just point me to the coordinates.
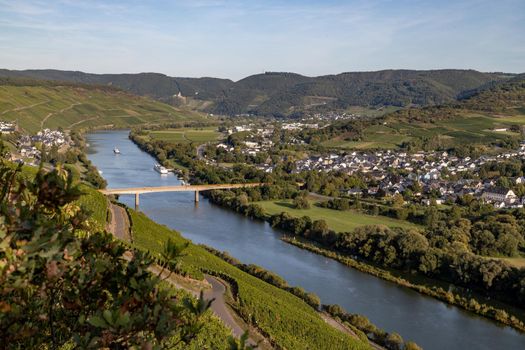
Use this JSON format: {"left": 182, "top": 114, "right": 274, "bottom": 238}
{"left": 323, "top": 112, "right": 525, "bottom": 150}
{"left": 149, "top": 127, "right": 222, "bottom": 144}
{"left": 255, "top": 199, "right": 419, "bottom": 231}
{"left": 0, "top": 84, "right": 204, "bottom": 133}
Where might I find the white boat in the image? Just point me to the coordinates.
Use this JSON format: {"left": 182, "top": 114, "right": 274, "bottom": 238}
{"left": 113, "top": 147, "right": 121, "bottom": 154}
{"left": 154, "top": 163, "right": 169, "bottom": 174}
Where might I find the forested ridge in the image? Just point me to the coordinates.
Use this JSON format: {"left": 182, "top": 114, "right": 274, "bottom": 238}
{"left": 0, "top": 68, "right": 510, "bottom": 117}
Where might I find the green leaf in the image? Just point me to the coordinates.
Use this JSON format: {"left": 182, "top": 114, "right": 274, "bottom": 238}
{"left": 103, "top": 309, "right": 113, "bottom": 325}
{"left": 87, "top": 316, "right": 107, "bottom": 328}
{"left": 116, "top": 312, "right": 130, "bottom": 327}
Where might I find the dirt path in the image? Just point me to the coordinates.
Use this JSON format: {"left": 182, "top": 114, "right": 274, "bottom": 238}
{"left": 40, "top": 102, "right": 81, "bottom": 129}
{"left": 68, "top": 115, "right": 99, "bottom": 129}
{"left": 1, "top": 100, "right": 50, "bottom": 115}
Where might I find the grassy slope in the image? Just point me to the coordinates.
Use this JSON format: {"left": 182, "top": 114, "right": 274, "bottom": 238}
{"left": 149, "top": 127, "right": 222, "bottom": 144}
{"left": 323, "top": 112, "right": 525, "bottom": 150}
{"left": 76, "top": 184, "right": 108, "bottom": 231}
{"left": 77, "top": 186, "right": 232, "bottom": 349}
{"left": 323, "top": 77, "right": 525, "bottom": 150}
{"left": 0, "top": 85, "right": 205, "bottom": 133}
{"left": 128, "top": 209, "right": 370, "bottom": 350}
{"left": 256, "top": 200, "right": 419, "bottom": 231}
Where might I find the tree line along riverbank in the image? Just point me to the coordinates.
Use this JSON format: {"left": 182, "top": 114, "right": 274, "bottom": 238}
{"left": 127, "top": 127, "right": 525, "bottom": 334}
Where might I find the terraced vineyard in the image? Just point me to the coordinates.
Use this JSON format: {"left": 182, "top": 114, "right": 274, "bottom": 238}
{"left": 75, "top": 184, "right": 109, "bottom": 231}
{"left": 0, "top": 82, "right": 204, "bottom": 133}
{"left": 128, "top": 209, "right": 371, "bottom": 350}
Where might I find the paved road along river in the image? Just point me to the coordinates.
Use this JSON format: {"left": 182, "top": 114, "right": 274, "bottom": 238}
{"left": 87, "top": 130, "right": 525, "bottom": 350}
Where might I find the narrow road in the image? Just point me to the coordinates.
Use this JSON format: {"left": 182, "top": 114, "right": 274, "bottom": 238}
{"left": 107, "top": 203, "right": 131, "bottom": 242}
{"left": 204, "top": 275, "right": 246, "bottom": 338}
{"left": 68, "top": 115, "right": 99, "bottom": 129}
{"left": 1, "top": 99, "right": 50, "bottom": 115}
{"left": 106, "top": 201, "right": 263, "bottom": 347}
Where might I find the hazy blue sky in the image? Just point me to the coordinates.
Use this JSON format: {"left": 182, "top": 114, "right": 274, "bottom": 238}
{"left": 0, "top": 0, "right": 523, "bottom": 80}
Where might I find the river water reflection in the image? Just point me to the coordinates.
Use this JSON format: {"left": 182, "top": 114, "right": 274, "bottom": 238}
{"left": 87, "top": 130, "right": 525, "bottom": 350}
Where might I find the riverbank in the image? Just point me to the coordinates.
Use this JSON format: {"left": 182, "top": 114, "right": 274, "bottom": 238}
{"left": 206, "top": 190, "right": 525, "bottom": 331}
{"left": 128, "top": 127, "right": 525, "bottom": 330}
{"left": 283, "top": 236, "right": 525, "bottom": 332}
{"left": 88, "top": 129, "right": 525, "bottom": 350}
{"left": 105, "top": 201, "right": 271, "bottom": 348}
{"left": 124, "top": 206, "right": 372, "bottom": 349}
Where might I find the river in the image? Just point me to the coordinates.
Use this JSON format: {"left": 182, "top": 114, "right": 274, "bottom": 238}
{"left": 87, "top": 130, "right": 525, "bottom": 350}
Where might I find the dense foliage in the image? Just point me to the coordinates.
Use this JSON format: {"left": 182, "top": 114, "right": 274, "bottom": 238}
{"left": 269, "top": 212, "right": 525, "bottom": 308}
{"left": 0, "top": 160, "right": 213, "bottom": 348}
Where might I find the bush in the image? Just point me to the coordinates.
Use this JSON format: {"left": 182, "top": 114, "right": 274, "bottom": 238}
{"left": 293, "top": 196, "right": 310, "bottom": 209}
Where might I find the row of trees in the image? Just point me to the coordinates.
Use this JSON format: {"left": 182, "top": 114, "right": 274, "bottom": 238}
{"left": 267, "top": 211, "right": 525, "bottom": 309}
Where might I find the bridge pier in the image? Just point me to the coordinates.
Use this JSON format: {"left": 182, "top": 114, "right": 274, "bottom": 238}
{"left": 135, "top": 193, "right": 140, "bottom": 210}
{"left": 194, "top": 190, "right": 199, "bottom": 203}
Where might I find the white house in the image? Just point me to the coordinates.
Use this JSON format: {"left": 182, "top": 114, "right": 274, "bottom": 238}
{"left": 481, "top": 187, "right": 517, "bottom": 204}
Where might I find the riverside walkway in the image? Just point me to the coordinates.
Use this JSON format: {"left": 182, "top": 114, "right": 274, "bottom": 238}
{"left": 100, "top": 183, "right": 263, "bottom": 208}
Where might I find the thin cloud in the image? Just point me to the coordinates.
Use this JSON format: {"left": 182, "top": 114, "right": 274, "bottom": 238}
{"left": 0, "top": 0, "right": 523, "bottom": 78}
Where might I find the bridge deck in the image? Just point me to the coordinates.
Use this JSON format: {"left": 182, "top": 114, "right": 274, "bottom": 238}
{"left": 99, "top": 183, "right": 263, "bottom": 195}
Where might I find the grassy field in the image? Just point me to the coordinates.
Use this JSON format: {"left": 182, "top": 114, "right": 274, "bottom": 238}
{"left": 0, "top": 85, "right": 205, "bottom": 133}
{"left": 128, "top": 209, "right": 370, "bottom": 350}
{"left": 149, "top": 127, "right": 222, "bottom": 144}
{"left": 256, "top": 200, "right": 419, "bottom": 231}
{"left": 323, "top": 112, "right": 525, "bottom": 150}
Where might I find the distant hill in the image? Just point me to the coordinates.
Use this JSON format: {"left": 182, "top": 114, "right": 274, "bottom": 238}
{"left": 458, "top": 73, "right": 525, "bottom": 114}
{"left": 0, "top": 77, "right": 204, "bottom": 133}
{"left": 317, "top": 75, "right": 525, "bottom": 151}
{"left": 0, "top": 68, "right": 513, "bottom": 117}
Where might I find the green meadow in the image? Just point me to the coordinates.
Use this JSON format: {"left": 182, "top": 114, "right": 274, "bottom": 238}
{"left": 256, "top": 199, "right": 419, "bottom": 231}
{"left": 149, "top": 127, "right": 222, "bottom": 144}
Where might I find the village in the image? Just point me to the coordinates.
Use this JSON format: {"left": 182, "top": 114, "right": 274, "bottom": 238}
{"left": 294, "top": 145, "right": 525, "bottom": 208}
{"left": 212, "top": 121, "right": 525, "bottom": 210}
{"left": 0, "top": 122, "right": 71, "bottom": 165}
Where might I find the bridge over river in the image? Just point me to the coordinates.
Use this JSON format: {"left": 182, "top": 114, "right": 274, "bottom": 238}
{"left": 100, "top": 183, "right": 263, "bottom": 208}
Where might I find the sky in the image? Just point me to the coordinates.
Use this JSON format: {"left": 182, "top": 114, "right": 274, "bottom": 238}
{"left": 0, "top": 0, "right": 524, "bottom": 80}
